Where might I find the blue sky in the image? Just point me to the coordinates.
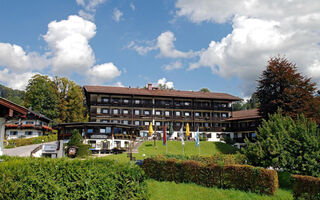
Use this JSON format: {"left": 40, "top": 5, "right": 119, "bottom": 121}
{"left": 0, "top": 0, "right": 320, "bottom": 98}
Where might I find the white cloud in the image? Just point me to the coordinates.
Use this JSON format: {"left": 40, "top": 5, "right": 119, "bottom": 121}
{"left": 130, "top": 3, "right": 135, "bottom": 11}
{"left": 0, "top": 68, "right": 36, "bottom": 90}
{"left": 113, "top": 8, "right": 123, "bottom": 22}
{"left": 128, "top": 31, "right": 195, "bottom": 58}
{"left": 163, "top": 60, "right": 183, "bottom": 71}
{"left": 76, "top": 0, "right": 107, "bottom": 21}
{"left": 176, "top": 0, "right": 320, "bottom": 95}
{"left": 43, "top": 15, "right": 96, "bottom": 74}
{"left": 0, "top": 43, "right": 48, "bottom": 72}
{"left": 157, "top": 78, "right": 174, "bottom": 89}
{"left": 113, "top": 81, "right": 124, "bottom": 87}
{"left": 87, "top": 62, "right": 121, "bottom": 84}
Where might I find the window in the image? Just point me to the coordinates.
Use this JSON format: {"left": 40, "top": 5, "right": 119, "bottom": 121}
{"left": 25, "top": 131, "right": 33, "bottom": 136}
{"left": 123, "top": 99, "right": 129, "bottom": 104}
{"left": 207, "top": 133, "right": 212, "bottom": 138}
{"left": 102, "top": 97, "right": 109, "bottom": 103}
{"left": 112, "top": 98, "right": 120, "bottom": 103}
{"left": 87, "top": 129, "right": 93, "bottom": 133}
{"left": 155, "top": 111, "right": 161, "bottom": 116}
{"left": 184, "top": 102, "right": 191, "bottom": 106}
{"left": 144, "top": 110, "right": 150, "bottom": 115}
{"left": 106, "top": 127, "right": 111, "bottom": 133}
{"left": 123, "top": 120, "right": 129, "bottom": 125}
{"left": 101, "top": 109, "right": 109, "bottom": 114}
{"left": 10, "top": 131, "right": 18, "bottom": 135}
{"left": 123, "top": 110, "right": 129, "bottom": 115}
{"left": 134, "top": 121, "right": 140, "bottom": 125}
{"left": 144, "top": 121, "right": 150, "bottom": 126}
{"left": 213, "top": 113, "right": 219, "bottom": 118}
{"left": 113, "top": 120, "right": 119, "bottom": 124}
{"left": 204, "top": 123, "right": 209, "bottom": 127}
{"left": 100, "top": 129, "right": 106, "bottom": 133}
{"left": 165, "top": 111, "right": 170, "bottom": 116}
{"left": 195, "top": 112, "right": 200, "bottom": 117}
{"left": 26, "top": 121, "right": 34, "bottom": 124}
{"left": 222, "top": 103, "right": 227, "bottom": 107}
{"left": 155, "top": 121, "right": 161, "bottom": 126}
{"left": 135, "top": 110, "right": 140, "bottom": 115}
{"left": 175, "top": 122, "right": 181, "bottom": 127}
{"left": 101, "top": 120, "right": 108, "bottom": 123}
{"left": 221, "top": 113, "right": 228, "bottom": 118}
{"left": 134, "top": 99, "right": 140, "bottom": 104}
{"left": 175, "top": 111, "right": 180, "bottom": 116}
{"left": 184, "top": 112, "right": 190, "bottom": 117}
{"left": 113, "top": 109, "right": 119, "bottom": 115}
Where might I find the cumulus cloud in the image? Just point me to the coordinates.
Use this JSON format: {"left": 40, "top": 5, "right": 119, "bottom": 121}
{"left": 0, "top": 43, "right": 48, "bottom": 72}
{"left": 43, "top": 15, "right": 96, "bottom": 74}
{"left": 157, "top": 78, "right": 174, "bottom": 89}
{"left": 176, "top": 0, "right": 320, "bottom": 95}
{"left": 128, "top": 31, "right": 195, "bottom": 58}
{"left": 112, "top": 8, "right": 123, "bottom": 22}
{"left": 163, "top": 60, "right": 183, "bottom": 71}
{"left": 0, "top": 68, "right": 36, "bottom": 90}
{"left": 87, "top": 62, "right": 121, "bottom": 84}
{"left": 77, "top": 0, "right": 107, "bottom": 21}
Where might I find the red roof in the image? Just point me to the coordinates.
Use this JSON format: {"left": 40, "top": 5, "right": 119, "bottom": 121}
{"left": 83, "top": 85, "right": 241, "bottom": 101}
{"left": 228, "top": 109, "right": 261, "bottom": 121}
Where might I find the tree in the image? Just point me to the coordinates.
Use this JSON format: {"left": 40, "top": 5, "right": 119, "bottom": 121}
{"left": 0, "top": 84, "right": 25, "bottom": 105}
{"left": 244, "top": 111, "right": 320, "bottom": 177}
{"left": 24, "top": 74, "right": 59, "bottom": 120}
{"left": 256, "top": 56, "right": 320, "bottom": 122}
{"left": 200, "top": 88, "right": 210, "bottom": 93}
{"left": 54, "top": 77, "right": 86, "bottom": 123}
{"left": 232, "top": 93, "right": 259, "bottom": 111}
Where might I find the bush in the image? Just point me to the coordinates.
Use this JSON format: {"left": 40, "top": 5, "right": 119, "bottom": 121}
{"left": 278, "top": 171, "right": 293, "bottom": 189}
{"left": 0, "top": 158, "right": 148, "bottom": 200}
{"left": 142, "top": 157, "right": 278, "bottom": 195}
{"left": 292, "top": 175, "right": 320, "bottom": 200}
{"left": 5, "top": 134, "right": 57, "bottom": 148}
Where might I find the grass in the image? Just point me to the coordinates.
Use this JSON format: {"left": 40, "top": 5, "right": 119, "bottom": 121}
{"left": 104, "top": 140, "right": 238, "bottom": 163}
{"left": 147, "top": 180, "right": 293, "bottom": 200}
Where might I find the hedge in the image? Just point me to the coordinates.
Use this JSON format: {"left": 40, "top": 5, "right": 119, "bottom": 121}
{"left": 5, "top": 134, "right": 57, "bottom": 148}
{"left": 142, "top": 157, "right": 278, "bottom": 195}
{"left": 292, "top": 175, "right": 320, "bottom": 200}
{"left": 0, "top": 158, "right": 148, "bottom": 200}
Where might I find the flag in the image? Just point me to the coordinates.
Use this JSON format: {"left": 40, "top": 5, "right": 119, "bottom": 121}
{"left": 186, "top": 123, "right": 190, "bottom": 137}
{"left": 195, "top": 126, "right": 200, "bottom": 147}
{"left": 180, "top": 124, "right": 185, "bottom": 145}
{"left": 148, "top": 122, "right": 153, "bottom": 136}
{"left": 163, "top": 126, "right": 167, "bottom": 145}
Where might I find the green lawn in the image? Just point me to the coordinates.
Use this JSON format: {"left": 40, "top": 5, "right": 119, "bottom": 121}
{"left": 147, "top": 180, "right": 293, "bottom": 200}
{"left": 105, "top": 140, "right": 238, "bottom": 163}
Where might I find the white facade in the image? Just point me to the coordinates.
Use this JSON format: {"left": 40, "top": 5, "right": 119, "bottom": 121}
{"left": 5, "top": 119, "right": 49, "bottom": 140}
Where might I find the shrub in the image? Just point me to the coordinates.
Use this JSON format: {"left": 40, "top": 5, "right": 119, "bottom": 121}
{"left": 0, "top": 158, "right": 148, "bottom": 200}
{"left": 142, "top": 157, "right": 278, "bottom": 195}
{"left": 278, "top": 171, "right": 293, "bottom": 189}
{"left": 292, "top": 175, "right": 320, "bottom": 200}
{"left": 5, "top": 134, "right": 57, "bottom": 148}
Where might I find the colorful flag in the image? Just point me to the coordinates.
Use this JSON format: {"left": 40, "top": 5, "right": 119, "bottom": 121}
{"left": 186, "top": 123, "right": 190, "bottom": 137}
{"left": 195, "top": 126, "right": 200, "bottom": 147}
{"left": 148, "top": 122, "right": 153, "bottom": 136}
{"left": 180, "top": 124, "right": 185, "bottom": 145}
{"left": 163, "top": 125, "right": 167, "bottom": 145}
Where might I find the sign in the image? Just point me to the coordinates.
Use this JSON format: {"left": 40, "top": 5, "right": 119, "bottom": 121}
{"left": 90, "top": 135, "right": 108, "bottom": 139}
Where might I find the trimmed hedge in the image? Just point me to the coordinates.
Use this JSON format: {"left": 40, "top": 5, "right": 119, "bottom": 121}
{"left": 142, "top": 157, "right": 278, "bottom": 195}
{"left": 292, "top": 175, "right": 320, "bottom": 200}
{"left": 0, "top": 158, "right": 148, "bottom": 200}
{"left": 163, "top": 153, "right": 245, "bottom": 165}
{"left": 5, "top": 134, "right": 57, "bottom": 148}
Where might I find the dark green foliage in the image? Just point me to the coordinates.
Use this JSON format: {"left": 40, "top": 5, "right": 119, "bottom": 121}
{"left": 244, "top": 111, "right": 320, "bottom": 177}
{"left": 0, "top": 84, "right": 24, "bottom": 105}
{"left": 67, "top": 129, "right": 90, "bottom": 158}
{"left": 199, "top": 88, "right": 210, "bottom": 93}
{"left": 142, "top": 157, "right": 278, "bottom": 195}
{"left": 232, "top": 93, "right": 259, "bottom": 111}
{"left": 256, "top": 56, "right": 320, "bottom": 122}
{"left": 5, "top": 134, "right": 57, "bottom": 148}
{"left": 278, "top": 171, "right": 293, "bottom": 189}
{"left": 0, "top": 158, "right": 148, "bottom": 200}
{"left": 292, "top": 175, "right": 320, "bottom": 200}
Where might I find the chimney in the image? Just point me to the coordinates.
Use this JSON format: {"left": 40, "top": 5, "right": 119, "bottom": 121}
{"left": 147, "top": 83, "right": 152, "bottom": 90}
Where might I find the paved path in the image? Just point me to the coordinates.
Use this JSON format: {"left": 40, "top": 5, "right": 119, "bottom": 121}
{"left": 3, "top": 141, "right": 57, "bottom": 157}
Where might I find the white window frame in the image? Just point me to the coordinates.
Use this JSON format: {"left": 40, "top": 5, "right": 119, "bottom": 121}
{"left": 144, "top": 110, "right": 150, "bottom": 115}
{"left": 184, "top": 112, "right": 190, "bottom": 117}
{"left": 155, "top": 111, "right": 161, "bottom": 116}
{"left": 144, "top": 121, "right": 150, "bottom": 126}
{"left": 165, "top": 111, "right": 170, "bottom": 116}
{"left": 134, "top": 121, "right": 140, "bottom": 125}
{"left": 113, "top": 109, "right": 119, "bottom": 115}
{"left": 102, "top": 109, "right": 108, "bottom": 114}
{"left": 135, "top": 110, "right": 140, "bottom": 115}
{"left": 175, "top": 111, "right": 180, "bottom": 116}
{"left": 123, "top": 109, "right": 129, "bottom": 114}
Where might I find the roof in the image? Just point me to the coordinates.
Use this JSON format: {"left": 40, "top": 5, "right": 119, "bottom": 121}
{"left": 228, "top": 108, "right": 261, "bottom": 121}
{"left": 0, "top": 97, "right": 52, "bottom": 121}
{"left": 83, "top": 85, "right": 241, "bottom": 101}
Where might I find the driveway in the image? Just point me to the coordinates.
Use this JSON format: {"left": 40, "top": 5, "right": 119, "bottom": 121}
{"left": 3, "top": 141, "right": 57, "bottom": 157}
